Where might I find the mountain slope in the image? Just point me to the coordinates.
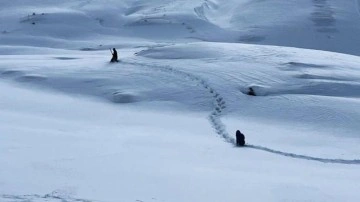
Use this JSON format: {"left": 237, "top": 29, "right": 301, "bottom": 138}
{"left": 1, "top": 0, "right": 360, "bottom": 202}
{"left": 1, "top": 0, "right": 360, "bottom": 54}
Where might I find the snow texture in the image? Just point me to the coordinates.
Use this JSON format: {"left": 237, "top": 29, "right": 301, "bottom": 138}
{"left": 1, "top": 0, "right": 360, "bottom": 202}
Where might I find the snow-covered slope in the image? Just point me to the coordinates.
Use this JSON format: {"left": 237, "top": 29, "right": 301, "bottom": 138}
{"left": 1, "top": 0, "right": 360, "bottom": 202}
{"left": 204, "top": 0, "right": 360, "bottom": 55}
{"left": 2, "top": 0, "right": 360, "bottom": 54}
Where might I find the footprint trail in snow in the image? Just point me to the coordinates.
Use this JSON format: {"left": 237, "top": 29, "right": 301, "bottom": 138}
{"left": 125, "top": 59, "right": 360, "bottom": 165}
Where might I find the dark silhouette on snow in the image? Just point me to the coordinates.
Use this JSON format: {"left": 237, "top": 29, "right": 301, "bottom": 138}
{"left": 247, "top": 87, "right": 256, "bottom": 96}
{"left": 110, "top": 48, "right": 118, "bottom": 63}
{"left": 236, "top": 130, "right": 245, "bottom": 146}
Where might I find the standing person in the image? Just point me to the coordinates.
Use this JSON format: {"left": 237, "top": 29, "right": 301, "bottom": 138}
{"left": 236, "top": 130, "right": 245, "bottom": 146}
{"left": 110, "top": 48, "right": 118, "bottom": 63}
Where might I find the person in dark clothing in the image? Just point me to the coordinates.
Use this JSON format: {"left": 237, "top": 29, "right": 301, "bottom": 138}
{"left": 236, "top": 130, "right": 245, "bottom": 146}
{"left": 247, "top": 87, "right": 256, "bottom": 96}
{"left": 110, "top": 48, "right": 118, "bottom": 63}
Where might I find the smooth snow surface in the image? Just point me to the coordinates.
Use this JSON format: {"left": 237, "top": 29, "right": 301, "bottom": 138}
{"left": 1, "top": 0, "right": 360, "bottom": 202}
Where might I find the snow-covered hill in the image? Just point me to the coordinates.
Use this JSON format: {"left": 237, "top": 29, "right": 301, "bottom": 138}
{"left": 2, "top": 0, "right": 360, "bottom": 54}
{"left": 1, "top": 1, "right": 360, "bottom": 202}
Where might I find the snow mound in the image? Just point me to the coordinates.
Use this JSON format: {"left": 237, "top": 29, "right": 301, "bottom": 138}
{"left": 1, "top": 70, "right": 25, "bottom": 77}
{"left": 16, "top": 74, "right": 47, "bottom": 82}
{"left": 111, "top": 91, "right": 139, "bottom": 103}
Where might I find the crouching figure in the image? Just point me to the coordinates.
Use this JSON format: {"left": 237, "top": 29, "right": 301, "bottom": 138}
{"left": 247, "top": 87, "right": 256, "bottom": 96}
{"left": 236, "top": 130, "right": 245, "bottom": 146}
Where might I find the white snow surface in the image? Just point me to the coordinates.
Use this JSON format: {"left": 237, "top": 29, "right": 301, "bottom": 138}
{"left": 1, "top": 0, "right": 360, "bottom": 201}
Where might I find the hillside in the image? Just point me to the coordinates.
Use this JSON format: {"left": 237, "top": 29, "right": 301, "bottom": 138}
{"left": 2, "top": 0, "right": 360, "bottom": 55}
{"left": 1, "top": 1, "right": 360, "bottom": 202}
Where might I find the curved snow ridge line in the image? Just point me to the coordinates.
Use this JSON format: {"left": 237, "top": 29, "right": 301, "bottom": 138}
{"left": 246, "top": 144, "right": 360, "bottom": 165}
{"left": 123, "top": 60, "right": 235, "bottom": 143}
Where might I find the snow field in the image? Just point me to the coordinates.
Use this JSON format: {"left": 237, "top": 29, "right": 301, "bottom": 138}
{"left": 1, "top": 0, "right": 360, "bottom": 201}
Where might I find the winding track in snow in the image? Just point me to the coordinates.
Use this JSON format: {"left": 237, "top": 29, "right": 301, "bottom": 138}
{"left": 123, "top": 59, "right": 235, "bottom": 144}
{"left": 124, "top": 59, "right": 360, "bottom": 165}
{"left": 246, "top": 145, "right": 360, "bottom": 165}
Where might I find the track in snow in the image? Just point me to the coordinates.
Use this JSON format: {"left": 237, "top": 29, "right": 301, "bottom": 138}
{"left": 124, "top": 58, "right": 360, "bottom": 165}
{"left": 123, "top": 59, "right": 235, "bottom": 144}
{"left": 246, "top": 144, "right": 360, "bottom": 165}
